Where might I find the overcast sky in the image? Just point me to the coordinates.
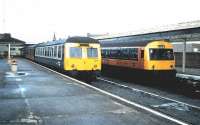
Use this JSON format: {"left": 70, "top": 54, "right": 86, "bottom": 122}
{"left": 1, "top": 0, "right": 200, "bottom": 43}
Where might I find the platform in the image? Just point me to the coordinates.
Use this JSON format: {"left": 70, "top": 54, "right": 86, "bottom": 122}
{"left": 0, "top": 58, "right": 177, "bottom": 125}
{"left": 176, "top": 67, "right": 200, "bottom": 76}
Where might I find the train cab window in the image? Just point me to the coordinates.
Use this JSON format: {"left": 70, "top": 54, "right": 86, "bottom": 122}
{"left": 70, "top": 47, "right": 82, "bottom": 58}
{"left": 149, "top": 49, "right": 174, "bottom": 60}
{"left": 87, "top": 48, "right": 98, "bottom": 58}
{"left": 58, "top": 46, "right": 62, "bottom": 58}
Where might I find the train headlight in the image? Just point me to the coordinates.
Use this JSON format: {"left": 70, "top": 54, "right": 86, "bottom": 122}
{"left": 71, "top": 64, "right": 75, "bottom": 69}
{"left": 170, "top": 65, "right": 173, "bottom": 69}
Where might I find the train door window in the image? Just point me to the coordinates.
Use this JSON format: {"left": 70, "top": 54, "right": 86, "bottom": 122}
{"left": 58, "top": 45, "right": 62, "bottom": 59}
{"left": 141, "top": 50, "right": 144, "bottom": 59}
{"left": 70, "top": 47, "right": 82, "bottom": 58}
{"left": 87, "top": 48, "right": 98, "bottom": 58}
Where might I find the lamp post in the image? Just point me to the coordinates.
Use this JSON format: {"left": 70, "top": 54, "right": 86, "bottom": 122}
{"left": 8, "top": 43, "right": 11, "bottom": 64}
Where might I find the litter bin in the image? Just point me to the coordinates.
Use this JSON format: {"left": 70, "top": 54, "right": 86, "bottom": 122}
{"left": 11, "top": 60, "right": 17, "bottom": 73}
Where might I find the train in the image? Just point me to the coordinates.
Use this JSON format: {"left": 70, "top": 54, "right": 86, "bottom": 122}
{"left": 24, "top": 36, "right": 101, "bottom": 80}
{"left": 99, "top": 37, "right": 176, "bottom": 80}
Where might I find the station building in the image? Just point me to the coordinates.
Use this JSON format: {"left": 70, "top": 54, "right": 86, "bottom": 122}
{"left": 0, "top": 33, "right": 26, "bottom": 58}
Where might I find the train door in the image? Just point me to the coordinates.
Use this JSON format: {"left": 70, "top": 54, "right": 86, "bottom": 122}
{"left": 138, "top": 48, "right": 144, "bottom": 69}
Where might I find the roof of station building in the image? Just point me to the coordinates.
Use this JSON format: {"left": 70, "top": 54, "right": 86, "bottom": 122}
{"left": 0, "top": 33, "right": 25, "bottom": 44}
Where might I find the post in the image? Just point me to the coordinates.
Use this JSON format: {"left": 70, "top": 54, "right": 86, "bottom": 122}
{"left": 8, "top": 43, "right": 10, "bottom": 59}
{"left": 182, "top": 39, "right": 186, "bottom": 73}
{"left": 8, "top": 43, "right": 11, "bottom": 64}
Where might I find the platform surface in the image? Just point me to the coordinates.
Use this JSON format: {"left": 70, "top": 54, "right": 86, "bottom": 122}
{"left": 0, "top": 58, "right": 177, "bottom": 125}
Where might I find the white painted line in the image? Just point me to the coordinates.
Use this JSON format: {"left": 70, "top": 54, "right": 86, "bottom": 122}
{"left": 98, "top": 77, "right": 200, "bottom": 110}
{"left": 29, "top": 60, "right": 190, "bottom": 125}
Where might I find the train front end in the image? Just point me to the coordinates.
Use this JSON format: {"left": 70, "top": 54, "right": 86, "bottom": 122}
{"left": 144, "top": 40, "right": 176, "bottom": 80}
{"left": 64, "top": 37, "right": 101, "bottom": 80}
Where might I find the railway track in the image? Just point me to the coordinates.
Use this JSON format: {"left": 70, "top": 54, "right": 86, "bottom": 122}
{"left": 30, "top": 60, "right": 200, "bottom": 125}
{"left": 91, "top": 77, "right": 200, "bottom": 125}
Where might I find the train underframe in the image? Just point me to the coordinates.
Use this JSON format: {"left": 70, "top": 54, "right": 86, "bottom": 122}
{"left": 66, "top": 70, "right": 101, "bottom": 81}
{"left": 102, "top": 64, "right": 177, "bottom": 82}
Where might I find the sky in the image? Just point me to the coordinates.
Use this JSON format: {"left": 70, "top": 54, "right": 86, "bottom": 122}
{"left": 1, "top": 0, "right": 200, "bottom": 44}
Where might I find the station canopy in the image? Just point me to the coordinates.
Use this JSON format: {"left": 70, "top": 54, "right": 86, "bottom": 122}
{"left": 0, "top": 33, "right": 25, "bottom": 45}
{"left": 91, "top": 20, "right": 200, "bottom": 43}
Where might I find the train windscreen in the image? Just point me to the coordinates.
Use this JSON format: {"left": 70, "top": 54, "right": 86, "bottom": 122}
{"left": 87, "top": 48, "right": 98, "bottom": 58}
{"left": 70, "top": 47, "right": 82, "bottom": 58}
{"left": 149, "top": 49, "right": 174, "bottom": 60}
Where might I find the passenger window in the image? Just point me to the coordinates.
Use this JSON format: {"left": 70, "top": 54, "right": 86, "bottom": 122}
{"left": 54, "top": 46, "right": 57, "bottom": 58}
{"left": 129, "top": 48, "right": 138, "bottom": 60}
{"left": 58, "top": 46, "right": 62, "bottom": 58}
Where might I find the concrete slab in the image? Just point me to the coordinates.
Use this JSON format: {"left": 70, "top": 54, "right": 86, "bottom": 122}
{"left": 0, "top": 58, "right": 178, "bottom": 125}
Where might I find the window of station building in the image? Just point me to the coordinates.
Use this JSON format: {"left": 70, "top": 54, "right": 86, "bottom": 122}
{"left": 87, "top": 48, "right": 98, "bottom": 58}
{"left": 70, "top": 47, "right": 82, "bottom": 58}
{"left": 58, "top": 45, "right": 62, "bottom": 58}
{"left": 10, "top": 48, "right": 15, "bottom": 51}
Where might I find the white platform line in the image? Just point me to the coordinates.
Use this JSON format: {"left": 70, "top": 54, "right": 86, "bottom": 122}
{"left": 29, "top": 60, "right": 190, "bottom": 125}
{"left": 98, "top": 77, "right": 200, "bottom": 110}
